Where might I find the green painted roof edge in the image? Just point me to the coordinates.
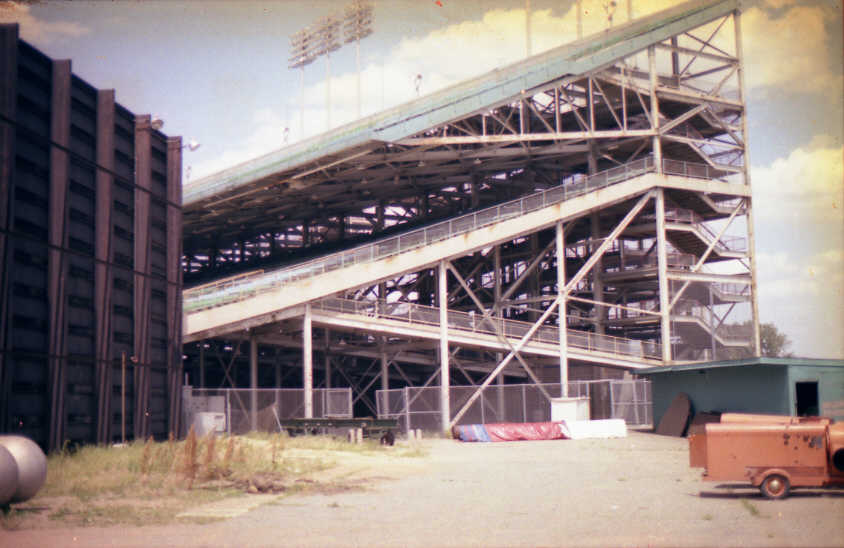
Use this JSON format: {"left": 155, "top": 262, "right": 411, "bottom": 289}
{"left": 183, "top": 0, "right": 737, "bottom": 206}
{"left": 637, "top": 357, "right": 844, "bottom": 375}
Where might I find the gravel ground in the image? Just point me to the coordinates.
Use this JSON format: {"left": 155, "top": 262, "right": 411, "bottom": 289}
{"left": 4, "top": 431, "right": 844, "bottom": 547}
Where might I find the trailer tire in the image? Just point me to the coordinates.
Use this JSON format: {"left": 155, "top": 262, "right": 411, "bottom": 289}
{"left": 760, "top": 474, "right": 790, "bottom": 500}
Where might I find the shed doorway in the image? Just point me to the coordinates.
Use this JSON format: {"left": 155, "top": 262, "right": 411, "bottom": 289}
{"left": 795, "top": 381, "right": 819, "bottom": 416}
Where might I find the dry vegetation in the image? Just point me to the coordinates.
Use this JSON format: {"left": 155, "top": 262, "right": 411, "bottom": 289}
{"left": 1, "top": 428, "right": 425, "bottom": 530}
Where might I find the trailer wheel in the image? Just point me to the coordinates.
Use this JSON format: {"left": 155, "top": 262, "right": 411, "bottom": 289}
{"left": 760, "top": 474, "right": 790, "bottom": 500}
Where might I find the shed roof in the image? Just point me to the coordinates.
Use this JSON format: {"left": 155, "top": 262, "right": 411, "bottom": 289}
{"left": 638, "top": 357, "right": 844, "bottom": 375}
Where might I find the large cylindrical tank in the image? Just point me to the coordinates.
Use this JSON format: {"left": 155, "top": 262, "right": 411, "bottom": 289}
{"left": 0, "top": 445, "right": 19, "bottom": 505}
{"left": 0, "top": 436, "right": 47, "bottom": 503}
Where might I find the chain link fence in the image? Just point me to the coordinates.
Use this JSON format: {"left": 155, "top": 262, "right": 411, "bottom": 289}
{"left": 376, "top": 379, "right": 652, "bottom": 432}
{"left": 182, "top": 387, "right": 352, "bottom": 435}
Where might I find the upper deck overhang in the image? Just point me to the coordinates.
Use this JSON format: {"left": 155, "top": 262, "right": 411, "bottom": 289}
{"left": 182, "top": 0, "right": 741, "bottom": 248}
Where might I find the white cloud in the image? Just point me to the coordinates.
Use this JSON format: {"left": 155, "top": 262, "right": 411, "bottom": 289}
{"left": 752, "top": 136, "right": 844, "bottom": 358}
{"left": 190, "top": 107, "right": 289, "bottom": 180}
{"left": 742, "top": 2, "right": 843, "bottom": 95}
{"left": 752, "top": 136, "right": 844, "bottom": 225}
{"left": 755, "top": 249, "right": 844, "bottom": 358}
{"left": 0, "top": 2, "right": 89, "bottom": 44}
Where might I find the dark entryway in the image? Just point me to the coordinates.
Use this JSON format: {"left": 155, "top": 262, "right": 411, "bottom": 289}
{"left": 795, "top": 381, "right": 819, "bottom": 416}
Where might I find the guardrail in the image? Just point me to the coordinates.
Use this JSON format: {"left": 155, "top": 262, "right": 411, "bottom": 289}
{"left": 185, "top": 157, "right": 731, "bottom": 314}
{"left": 314, "top": 297, "right": 662, "bottom": 360}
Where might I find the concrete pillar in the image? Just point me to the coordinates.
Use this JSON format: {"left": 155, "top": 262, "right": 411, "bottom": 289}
{"left": 438, "top": 261, "right": 450, "bottom": 432}
{"left": 250, "top": 336, "right": 258, "bottom": 431}
{"left": 303, "top": 304, "right": 313, "bottom": 418}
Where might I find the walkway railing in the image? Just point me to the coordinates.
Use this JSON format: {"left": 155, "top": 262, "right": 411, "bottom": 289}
{"left": 185, "top": 158, "right": 729, "bottom": 314}
{"left": 314, "top": 297, "right": 662, "bottom": 360}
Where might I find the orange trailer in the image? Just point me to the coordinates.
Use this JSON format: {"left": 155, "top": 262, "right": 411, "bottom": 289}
{"left": 689, "top": 414, "right": 844, "bottom": 499}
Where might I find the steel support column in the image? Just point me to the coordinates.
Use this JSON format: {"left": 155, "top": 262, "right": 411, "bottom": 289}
{"left": 649, "top": 45, "right": 662, "bottom": 173}
{"left": 556, "top": 221, "right": 568, "bottom": 395}
{"left": 324, "top": 330, "right": 331, "bottom": 389}
{"left": 250, "top": 335, "right": 258, "bottom": 431}
{"left": 199, "top": 342, "right": 205, "bottom": 388}
{"left": 656, "top": 188, "right": 672, "bottom": 363}
{"left": 380, "top": 340, "right": 389, "bottom": 392}
{"left": 591, "top": 212, "right": 604, "bottom": 335}
{"left": 438, "top": 260, "right": 449, "bottom": 432}
{"left": 734, "top": 9, "right": 761, "bottom": 356}
{"left": 303, "top": 304, "right": 313, "bottom": 418}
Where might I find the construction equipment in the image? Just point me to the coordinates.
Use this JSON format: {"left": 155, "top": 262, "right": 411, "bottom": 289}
{"left": 689, "top": 413, "right": 844, "bottom": 499}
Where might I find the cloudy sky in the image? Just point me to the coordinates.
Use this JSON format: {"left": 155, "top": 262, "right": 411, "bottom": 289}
{"left": 2, "top": 0, "right": 842, "bottom": 358}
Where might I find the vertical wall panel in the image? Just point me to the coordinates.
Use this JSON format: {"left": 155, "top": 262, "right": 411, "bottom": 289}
{"left": 1, "top": 26, "right": 183, "bottom": 449}
{"left": 94, "top": 89, "right": 114, "bottom": 443}
{"left": 0, "top": 24, "right": 18, "bottom": 435}
{"left": 133, "top": 115, "right": 152, "bottom": 440}
{"left": 47, "top": 59, "right": 71, "bottom": 449}
{"left": 166, "top": 137, "right": 182, "bottom": 436}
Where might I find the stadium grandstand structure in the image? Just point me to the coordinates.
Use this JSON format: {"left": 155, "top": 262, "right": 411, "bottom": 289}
{"left": 181, "top": 0, "right": 759, "bottom": 431}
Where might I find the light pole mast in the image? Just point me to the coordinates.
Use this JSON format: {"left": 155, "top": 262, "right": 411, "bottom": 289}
{"left": 317, "top": 15, "right": 341, "bottom": 130}
{"left": 288, "top": 27, "right": 318, "bottom": 140}
{"left": 289, "top": 2, "right": 374, "bottom": 137}
{"left": 344, "top": 0, "right": 374, "bottom": 120}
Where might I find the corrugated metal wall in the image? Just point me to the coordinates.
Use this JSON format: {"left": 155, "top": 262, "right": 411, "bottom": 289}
{"left": 0, "top": 25, "right": 183, "bottom": 450}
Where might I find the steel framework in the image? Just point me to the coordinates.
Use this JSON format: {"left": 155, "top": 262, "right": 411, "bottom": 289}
{"left": 181, "top": 0, "right": 759, "bottom": 431}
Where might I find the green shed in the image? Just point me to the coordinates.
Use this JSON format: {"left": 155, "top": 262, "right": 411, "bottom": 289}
{"left": 637, "top": 358, "right": 844, "bottom": 426}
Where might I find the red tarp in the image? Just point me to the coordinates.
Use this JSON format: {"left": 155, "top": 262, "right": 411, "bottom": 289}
{"left": 453, "top": 421, "right": 569, "bottom": 442}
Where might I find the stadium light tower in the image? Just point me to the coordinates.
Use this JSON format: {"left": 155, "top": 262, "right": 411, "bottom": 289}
{"left": 289, "top": 26, "right": 320, "bottom": 139}
{"left": 344, "top": 0, "right": 374, "bottom": 119}
{"left": 289, "top": 2, "right": 373, "bottom": 137}
{"left": 316, "top": 15, "right": 342, "bottom": 130}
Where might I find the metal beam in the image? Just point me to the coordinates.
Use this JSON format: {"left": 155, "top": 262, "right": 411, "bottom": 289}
{"left": 655, "top": 189, "right": 672, "bottom": 363}
{"left": 303, "top": 303, "right": 313, "bottom": 418}
{"left": 438, "top": 261, "right": 450, "bottom": 432}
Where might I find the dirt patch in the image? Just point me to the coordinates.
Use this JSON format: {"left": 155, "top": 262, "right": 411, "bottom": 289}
{"left": 4, "top": 433, "right": 843, "bottom": 547}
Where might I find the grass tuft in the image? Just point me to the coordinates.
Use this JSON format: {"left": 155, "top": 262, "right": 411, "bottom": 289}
{"left": 2, "top": 431, "right": 423, "bottom": 530}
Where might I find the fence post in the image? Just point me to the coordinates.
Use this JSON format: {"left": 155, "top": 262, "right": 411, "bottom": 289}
{"left": 609, "top": 380, "right": 616, "bottom": 420}
{"left": 522, "top": 385, "right": 527, "bottom": 423}
{"left": 226, "top": 391, "right": 231, "bottom": 435}
{"left": 404, "top": 386, "right": 411, "bottom": 433}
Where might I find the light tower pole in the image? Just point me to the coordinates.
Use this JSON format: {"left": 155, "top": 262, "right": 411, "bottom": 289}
{"left": 288, "top": 27, "right": 319, "bottom": 140}
{"left": 317, "top": 15, "right": 341, "bottom": 130}
{"left": 344, "top": 0, "right": 374, "bottom": 119}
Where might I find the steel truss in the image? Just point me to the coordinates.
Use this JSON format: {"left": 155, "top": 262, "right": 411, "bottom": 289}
{"left": 182, "top": 3, "right": 760, "bottom": 431}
